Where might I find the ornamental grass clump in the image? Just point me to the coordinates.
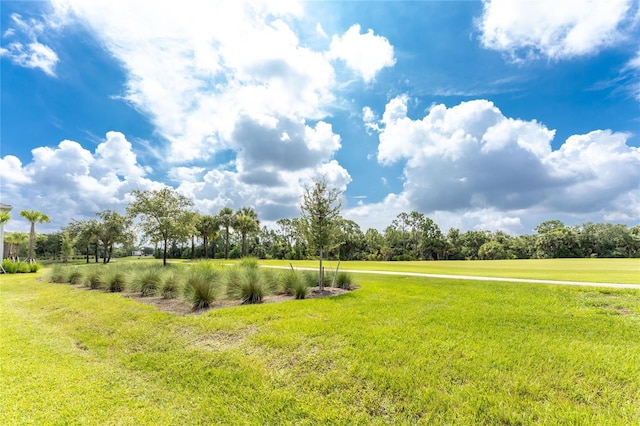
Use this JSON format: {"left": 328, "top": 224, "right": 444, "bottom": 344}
{"left": 105, "top": 271, "right": 127, "bottom": 293}
{"left": 281, "top": 269, "right": 308, "bottom": 299}
{"left": 334, "top": 271, "right": 354, "bottom": 290}
{"left": 281, "top": 269, "right": 299, "bottom": 295}
{"left": 68, "top": 269, "right": 83, "bottom": 285}
{"left": 136, "top": 269, "right": 162, "bottom": 297}
{"left": 302, "top": 270, "right": 333, "bottom": 288}
{"left": 184, "top": 267, "right": 220, "bottom": 310}
{"left": 226, "top": 265, "right": 273, "bottom": 304}
{"left": 86, "top": 269, "right": 106, "bottom": 290}
{"left": 48, "top": 264, "right": 69, "bottom": 283}
{"left": 162, "top": 272, "right": 182, "bottom": 299}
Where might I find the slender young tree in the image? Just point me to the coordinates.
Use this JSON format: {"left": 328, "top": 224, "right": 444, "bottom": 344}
{"left": 19, "top": 210, "right": 50, "bottom": 263}
{"left": 299, "top": 177, "right": 342, "bottom": 291}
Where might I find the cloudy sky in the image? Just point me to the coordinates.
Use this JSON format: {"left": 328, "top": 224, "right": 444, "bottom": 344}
{"left": 1, "top": 0, "right": 639, "bottom": 235}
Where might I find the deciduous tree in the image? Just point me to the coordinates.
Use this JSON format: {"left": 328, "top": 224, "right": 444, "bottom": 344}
{"left": 96, "top": 210, "right": 133, "bottom": 263}
{"left": 127, "top": 187, "right": 194, "bottom": 266}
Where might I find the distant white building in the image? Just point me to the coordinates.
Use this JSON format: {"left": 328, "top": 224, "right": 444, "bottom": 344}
{"left": 0, "top": 203, "right": 12, "bottom": 261}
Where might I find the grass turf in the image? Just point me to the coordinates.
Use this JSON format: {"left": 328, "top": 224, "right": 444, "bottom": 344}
{"left": 259, "top": 258, "right": 640, "bottom": 284}
{"left": 1, "top": 262, "right": 639, "bottom": 424}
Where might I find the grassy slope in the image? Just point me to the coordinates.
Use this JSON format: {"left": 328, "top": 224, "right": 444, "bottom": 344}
{"left": 2, "top": 265, "right": 640, "bottom": 424}
{"left": 260, "top": 258, "right": 640, "bottom": 284}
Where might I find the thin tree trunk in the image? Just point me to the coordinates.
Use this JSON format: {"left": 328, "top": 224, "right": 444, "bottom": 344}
{"left": 28, "top": 222, "right": 35, "bottom": 263}
{"left": 242, "top": 233, "right": 246, "bottom": 257}
{"left": 203, "top": 235, "right": 208, "bottom": 259}
{"left": 163, "top": 238, "right": 168, "bottom": 266}
{"left": 224, "top": 226, "right": 230, "bottom": 259}
{"left": 319, "top": 248, "right": 324, "bottom": 291}
{"left": 191, "top": 235, "right": 195, "bottom": 260}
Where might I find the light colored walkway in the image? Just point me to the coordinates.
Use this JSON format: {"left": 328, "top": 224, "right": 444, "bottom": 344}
{"left": 261, "top": 265, "right": 640, "bottom": 290}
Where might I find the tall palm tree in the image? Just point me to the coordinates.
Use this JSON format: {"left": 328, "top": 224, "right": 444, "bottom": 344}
{"left": 234, "top": 207, "right": 260, "bottom": 257}
{"left": 197, "top": 214, "right": 219, "bottom": 259}
{"left": 217, "top": 207, "right": 234, "bottom": 259}
{"left": 20, "top": 210, "right": 50, "bottom": 263}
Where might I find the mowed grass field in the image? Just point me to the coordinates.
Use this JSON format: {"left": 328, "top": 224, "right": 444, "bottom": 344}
{"left": 1, "top": 259, "right": 640, "bottom": 424}
{"left": 261, "top": 258, "right": 640, "bottom": 284}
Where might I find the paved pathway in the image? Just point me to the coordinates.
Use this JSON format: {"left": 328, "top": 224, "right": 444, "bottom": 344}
{"left": 261, "top": 265, "right": 640, "bottom": 290}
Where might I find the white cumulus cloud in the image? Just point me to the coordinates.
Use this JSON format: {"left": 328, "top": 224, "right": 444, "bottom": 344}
{"left": 0, "top": 132, "right": 157, "bottom": 230}
{"left": 365, "top": 95, "right": 640, "bottom": 231}
{"left": 478, "top": 0, "right": 637, "bottom": 61}
{"left": 328, "top": 24, "right": 396, "bottom": 83}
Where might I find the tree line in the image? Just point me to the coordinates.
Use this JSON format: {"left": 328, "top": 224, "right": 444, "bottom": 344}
{"left": 3, "top": 186, "right": 640, "bottom": 264}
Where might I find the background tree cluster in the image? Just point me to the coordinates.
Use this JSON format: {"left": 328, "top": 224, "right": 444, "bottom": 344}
{"left": 3, "top": 186, "right": 639, "bottom": 263}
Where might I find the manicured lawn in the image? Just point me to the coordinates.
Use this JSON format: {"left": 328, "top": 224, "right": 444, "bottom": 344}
{"left": 260, "top": 258, "right": 640, "bottom": 284}
{"left": 1, "top": 263, "right": 639, "bottom": 424}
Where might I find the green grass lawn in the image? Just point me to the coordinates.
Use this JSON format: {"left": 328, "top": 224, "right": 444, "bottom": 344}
{"left": 2, "top": 262, "right": 640, "bottom": 424}
{"left": 260, "top": 258, "right": 640, "bottom": 284}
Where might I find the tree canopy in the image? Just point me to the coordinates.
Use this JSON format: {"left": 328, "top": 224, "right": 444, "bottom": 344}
{"left": 127, "top": 187, "right": 194, "bottom": 266}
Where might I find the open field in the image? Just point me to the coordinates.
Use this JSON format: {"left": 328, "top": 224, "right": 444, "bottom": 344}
{"left": 108, "top": 257, "right": 640, "bottom": 284}
{"left": 259, "top": 258, "right": 640, "bottom": 284}
{"left": 2, "top": 261, "right": 640, "bottom": 424}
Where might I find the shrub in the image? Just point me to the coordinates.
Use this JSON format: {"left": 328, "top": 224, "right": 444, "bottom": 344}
{"left": 392, "top": 254, "right": 414, "bottom": 261}
{"left": 226, "top": 266, "right": 272, "bottom": 304}
{"left": 137, "top": 269, "right": 162, "bottom": 297}
{"left": 29, "top": 263, "right": 41, "bottom": 273}
{"left": 184, "top": 268, "right": 220, "bottom": 310}
{"left": 16, "top": 261, "right": 31, "bottom": 273}
{"left": 106, "top": 272, "right": 127, "bottom": 292}
{"left": 335, "top": 271, "right": 354, "bottom": 290}
{"left": 2, "top": 259, "right": 18, "bottom": 273}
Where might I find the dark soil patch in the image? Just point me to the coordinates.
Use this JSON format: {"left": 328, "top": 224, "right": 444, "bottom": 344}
{"left": 125, "top": 286, "right": 355, "bottom": 316}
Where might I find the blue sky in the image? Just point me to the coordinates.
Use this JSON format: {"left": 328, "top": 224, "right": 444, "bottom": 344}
{"left": 1, "top": 0, "right": 639, "bottom": 235}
